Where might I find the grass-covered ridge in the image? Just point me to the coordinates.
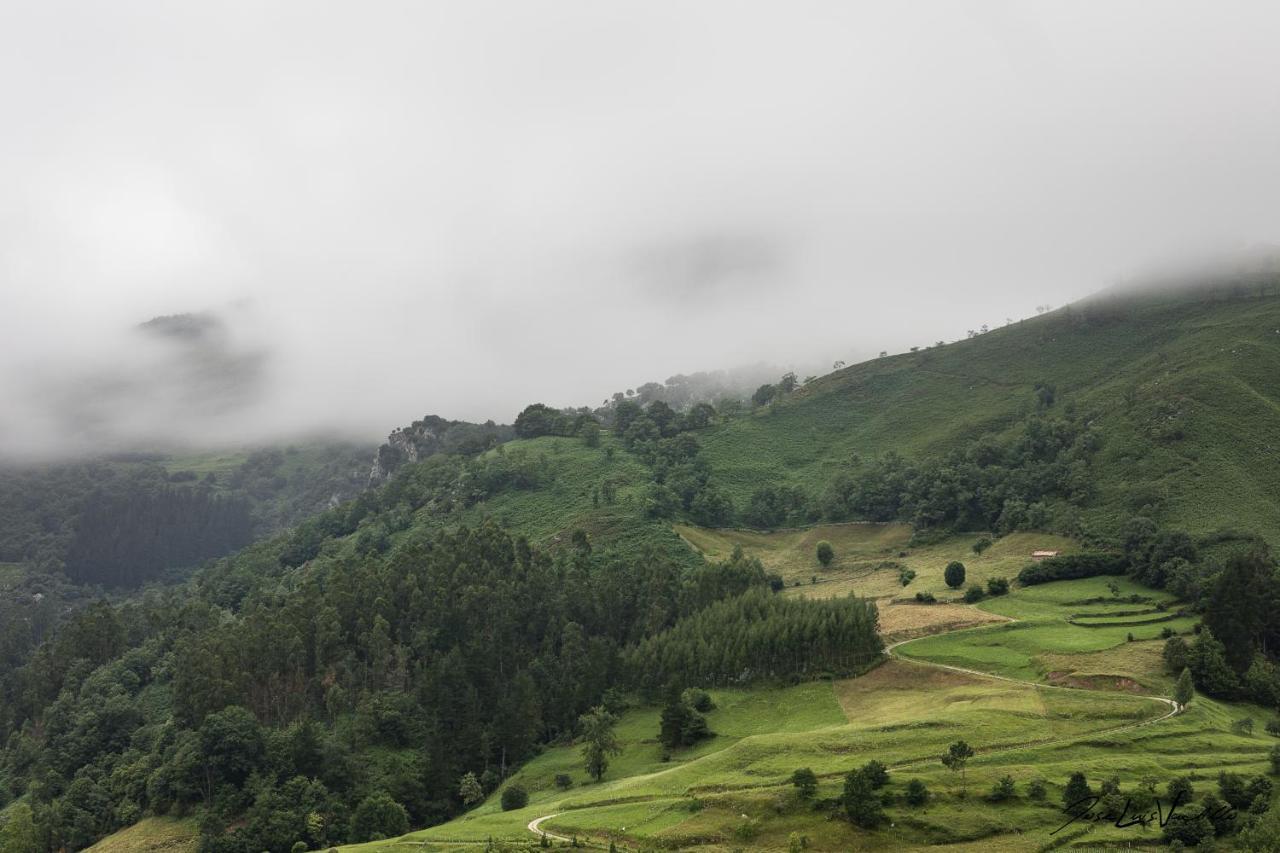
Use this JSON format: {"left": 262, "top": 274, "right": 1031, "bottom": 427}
{"left": 700, "top": 293, "right": 1280, "bottom": 542}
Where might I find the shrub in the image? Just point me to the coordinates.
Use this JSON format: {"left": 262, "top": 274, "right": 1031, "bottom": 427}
{"left": 861, "top": 760, "right": 889, "bottom": 789}
{"left": 816, "top": 541, "right": 834, "bottom": 567}
{"left": 1163, "top": 805, "right": 1213, "bottom": 846}
{"left": 986, "top": 577, "right": 1009, "bottom": 596}
{"left": 1028, "top": 779, "right": 1047, "bottom": 801}
{"left": 905, "top": 778, "right": 929, "bottom": 806}
{"left": 501, "top": 785, "right": 529, "bottom": 811}
{"left": 915, "top": 591, "right": 936, "bottom": 604}
{"left": 682, "top": 688, "right": 715, "bottom": 713}
{"left": 972, "top": 537, "right": 993, "bottom": 555}
{"left": 1267, "top": 719, "right": 1280, "bottom": 737}
{"left": 791, "top": 767, "right": 818, "bottom": 799}
{"left": 554, "top": 773, "right": 572, "bottom": 790}
{"left": 899, "top": 568, "right": 916, "bottom": 586}
{"left": 842, "top": 769, "right": 884, "bottom": 828}
{"left": 1063, "top": 772, "right": 1092, "bottom": 810}
{"left": 944, "top": 561, "right": 966, "bottom": 589}
{"left": 988, "top": 775, "right": 1016, "bottom": 802}
{"left": 1167, "top": 777, "right": 1193, "bottom": 806}
{"left": 963, "top": 584, "right": 986, "bottom": 603}
{"left": 351, "top": 791, "right": 410, "bottom": 842}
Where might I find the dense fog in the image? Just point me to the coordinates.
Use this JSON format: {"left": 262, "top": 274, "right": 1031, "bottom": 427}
{"left": 4, "top": 1, "right": 1280, "bottom": 457}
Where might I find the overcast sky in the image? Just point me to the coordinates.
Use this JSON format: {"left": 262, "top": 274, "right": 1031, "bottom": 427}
{"left": 3, "top": 1, "right": 1280, "bottom": 457}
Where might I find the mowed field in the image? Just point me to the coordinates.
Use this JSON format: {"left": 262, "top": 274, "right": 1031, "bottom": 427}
{"left": 339, "top": 530, "right": 1275, "bottom": 852}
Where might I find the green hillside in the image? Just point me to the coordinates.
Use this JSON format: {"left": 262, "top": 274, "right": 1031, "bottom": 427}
{"left": 701, "top": 292, "right": 1280, "bottom": 541}
{"left": 13, "top": 288, "right": 1280, "bottom": 853}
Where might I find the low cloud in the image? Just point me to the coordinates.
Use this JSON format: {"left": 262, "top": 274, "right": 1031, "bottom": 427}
{"left": 4, "top": 2, "right": 1280, "bottom": 459}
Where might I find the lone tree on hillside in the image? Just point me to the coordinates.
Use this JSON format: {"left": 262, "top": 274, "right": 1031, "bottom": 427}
{"left": 579, "top": 706, "right": 621, "bottom": 782}
{"left": 944, "top": 561, "right": 967, "bottom": 589}
{"left": 1175, "top": 667, "right": 1194, "bottom": 708}
{"left": 942, "top": 740, "right": 975, "bottom": 796}
{"left": 816, "top": 541, "right": 835, "bottom": 567}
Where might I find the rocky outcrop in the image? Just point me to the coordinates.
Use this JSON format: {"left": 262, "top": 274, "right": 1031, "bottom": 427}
{"left": 368, "top": 415, "right": 513, "bottom": 484}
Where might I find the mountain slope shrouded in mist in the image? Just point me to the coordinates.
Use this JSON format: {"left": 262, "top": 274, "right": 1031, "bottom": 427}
{"left": 6, "top": 283, "right": 1280, "bottom": 852}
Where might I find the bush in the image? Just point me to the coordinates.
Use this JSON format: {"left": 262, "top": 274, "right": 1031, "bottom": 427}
{"left": 861, "top": 760, "right": 889, "bottom": 789}
{"left": 1063, "top": 772, "right": 1092, "bottom": 810}
{"left": 988, "top": 775, "right": 1016, "bottom": 802}
{"left": 351, "top": 791, "right": 410, "bottom": 842}
{"left": 972, "top": 537, "right": 993, "bottom": 555}
{"left": 816, "top": 541, "right": 834, "bottom": 567}
{"left": 986, "top": 577, "right": 1009, "bottom": 596}
{"left": 905, "top": 779, "right": 929, "bottom": 806}
{"left": 682, "top": 688, "right": 715, "bottom": 713}
{"left": 1028, "top": 779, "right": 1047, "bottom": 801}
{"left": 1268, "top": 719, "right": 1280, "bottom": 737}
{"left": 1163, "top": 805, "right": 1214, "bottom": 846}
{"left": 1167, "top": 776, "right": 1194, "bottom": 806}
{"left": 791, "top": 767, "right": 818, "bottom": 800}
{"left": 843, "top": 770, "right": 884, "bottom": 828}
{"left": 899, "top": 568, "right": 916, "bottom": 586}
{"left": 915, "top": 591, "right": 936, "bottom": 604}
{"left": 944, "top": 561, "right": 966, "bottom": 589}
{"left": 501, "top": 785, "right": 529, "bottom": 811}
{"left": 1018, "top": 553, "right": 1127, "bottom": 586}
{"left": 963, "top": 584, "right": 986, "bottom": 603}
{"left": 554, "top": 773, "right": 572, "bottom": 790}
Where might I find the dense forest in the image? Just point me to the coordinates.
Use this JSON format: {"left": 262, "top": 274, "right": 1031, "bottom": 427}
{"left": 0, "top": 434, "right": 876, "bottom": 852}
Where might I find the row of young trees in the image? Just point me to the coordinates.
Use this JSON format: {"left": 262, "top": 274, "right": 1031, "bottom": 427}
{"left": 628, "top": 587, "right": 882, "bottom": 691}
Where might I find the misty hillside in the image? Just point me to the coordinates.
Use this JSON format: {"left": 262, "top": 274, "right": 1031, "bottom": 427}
{"left": 8, "top": 285, "right": 1280, "bottom": 852}
{"left": 387, "top": 285, "right": 1280, "bottom": 556}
